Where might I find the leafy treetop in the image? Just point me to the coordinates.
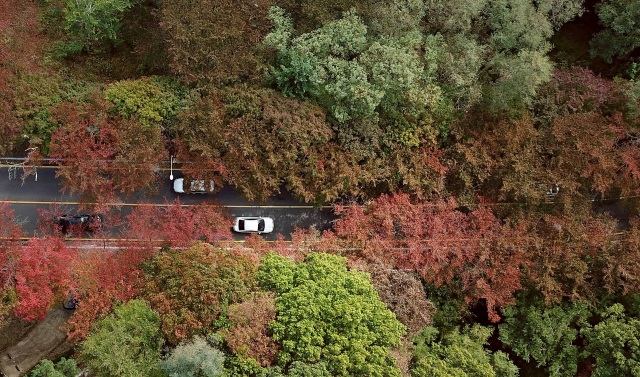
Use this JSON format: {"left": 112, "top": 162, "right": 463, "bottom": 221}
{"left": 79, "top": 299, "right": 164, "bottom": 377}
{"left": 258, "top": 252, "right": 406, "bottom": 377}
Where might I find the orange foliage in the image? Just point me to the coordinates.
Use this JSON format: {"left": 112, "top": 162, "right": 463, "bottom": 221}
{"left": 66, "top": 244, "right": 147, "bottom": 341}
{"left": 143, "top": 243, "right": 258, "bottom": 344}
{"left": 332, "top": 192, "right": 527, "bottom": 322}
{"left": 223, "top": 292, "right": 280, "bottom": 367}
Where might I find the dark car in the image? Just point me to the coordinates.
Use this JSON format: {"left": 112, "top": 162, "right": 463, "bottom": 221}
{"left": 57, "top": 214, "right": 102, "bottom": 234}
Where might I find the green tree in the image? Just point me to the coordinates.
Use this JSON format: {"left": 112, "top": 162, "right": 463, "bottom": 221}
{"left": 59, "top": 0, "right": 134, "bottom": 55}
{"left": 425, "top": 33, "right": 486, "bottom": 109}
{"left": 29, "top": 358, "right": 80, "bottom": 377}
{"left": 590, "top": 0, "right": 640, "bottom": 63}
{"left": 412, "top": 326, "right": 518, "bottom": 377}
{"left": 485, "top": 49, "right": 554, "bottom": 111}
{"left": 105, "top": 76, "right": 192, "bottom": 129}
{"left": 264, "top": 6, "right": 441, "bottom": 125}
{"left": 79, "top": 299, "right": 163, "bottom": 377}
{"left": 484, "top": 0, "right": 582, "bottom": 53}
{"left": 581, "top": 303, "right": 640, "bottom": 377}
{"left": 499, "top": 297, "right": 591, "bottom": 377}
{"left": 261, "top": 361, "right": 332, "bottom": 377}
{"left": 422, "top": 0, "right": 583, "bottom": 112}
{"left": 158, "top": 335, "right": 225, "bottom": 377}
{"left": 258, "top": 252, "right": 406, "bottom": 377}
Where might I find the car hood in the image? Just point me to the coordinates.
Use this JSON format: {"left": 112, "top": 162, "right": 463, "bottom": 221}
{"left": 173, "top": 178, "right": 185, "bottom": 193}
{"left": 263, "top": 217, "right": 274, "bottom": 233}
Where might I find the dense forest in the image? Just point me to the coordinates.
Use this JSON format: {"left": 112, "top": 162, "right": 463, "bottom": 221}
{"left": 1, "top": 0, "right": 640, "bottom": 376}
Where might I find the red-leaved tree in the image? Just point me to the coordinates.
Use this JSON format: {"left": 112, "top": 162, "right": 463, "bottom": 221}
{"left": 121, "top": 199, "right": 234, "bottom": 249}
{"left": 0, "top": 202, "right": 25, "bottom": 326}
{"left": 65, "top": 244, "right": 148, "bottom": 341}
{"left": 65, "top": 200, "right": 234, "bottom": 341}
{"left": 49, "top": 97, "right": 166, "bottom": 212}
{"left": 0, "top": 202, "right": 25, "bottom": 287}
{"left": 541, "top": 67, "right": 622, "bottom": 119}
{"left": 332, "top": 192, "right": 527, "bottom": 322}
{"left": 14, "top": 237, "right": 73, "bottom": 321}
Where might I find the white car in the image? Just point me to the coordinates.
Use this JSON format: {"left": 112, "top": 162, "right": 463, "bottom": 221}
{"left": 233, "top": 217, "right": 274, "bottom": 234}
{"left": 173, "top": 178, "right": 215, "bottom": 194}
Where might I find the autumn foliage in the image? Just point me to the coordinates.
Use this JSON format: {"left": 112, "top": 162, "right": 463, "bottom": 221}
{"left": 534, "top": 67, "right": 623, "bottom": 122}
{"left": 14, "top": 237, "right": 73, "bottom": 321}
{"left": 447, "top": 110, "right": 640, "bottom": 205}
{"left": 49, "top": 97, "right": 166, "bottom": 211}
{"left": 332, "top": 192, "right": 527, "bottom": 322}
{"left": 0, "top": 202, "right": 25, "bottom": 286}
{"left": 519, "top": 212, "right": 640, "bottom": 305}
{"left": 67, "top": 200, "right": 233, "bottom": 340}
{"left": 144, "top": 243, "right": 258, "bottom": 344}
{"left": 176, "top": 85, "right": 448, "bottom": 204}
{"left": 223, "top": 292, "right": 280, "bottom": 366}
{"left": 0, "top": 204, "right": 23, "bottom": 326}
{"left": 0, "top": 69, "right": 23, "bottom": 156}
{"left": 361, "top": 261, "right": 437, "bottom": 337}
{"left": 121, "top": 198, "right": 233, "bottom": 249}
{"left": 330, "top": 191, "right": 640, "bottom": 320}
{"left": 66, "top": 244, "right": 149, "bottom": 341}
{"left": 160, "top": 0, "right": 272, "bottom": 84}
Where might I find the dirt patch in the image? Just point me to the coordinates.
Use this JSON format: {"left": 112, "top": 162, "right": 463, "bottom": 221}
{"left": 0, "top": 314, "right": 37, "bottom": 353}
{"left": 0, "top": 306, "right": 75, "bottom": 377}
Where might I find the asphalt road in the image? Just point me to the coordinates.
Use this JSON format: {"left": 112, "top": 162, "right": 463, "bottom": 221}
{"left": 0, "top": 166, "right": 336, "bottom": 241}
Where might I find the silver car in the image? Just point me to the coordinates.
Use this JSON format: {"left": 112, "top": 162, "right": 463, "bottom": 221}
{"left": 233, "top": 217, "right": 274, "bottom": 234}
{"left": 173, "top": 178, "right": 215, "bottom": 194}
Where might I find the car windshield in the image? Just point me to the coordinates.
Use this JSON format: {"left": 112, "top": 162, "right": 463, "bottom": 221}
{"left": 191, "top": 180, "right": 205, "bottom": 192}
{"left": 238, "top": 220, "right": 245, "bottom": 231}
{"left": 258, "top": 219, "right": 265, "bottom": 232}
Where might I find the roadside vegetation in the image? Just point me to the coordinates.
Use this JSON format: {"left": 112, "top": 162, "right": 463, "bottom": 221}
{"left": 1, "top": 0, "right": 640, "bottom": 376}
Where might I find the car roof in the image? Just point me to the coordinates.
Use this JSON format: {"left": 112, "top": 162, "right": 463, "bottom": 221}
{"left": 243, "top": 219, "right": 260, "bottom": 231}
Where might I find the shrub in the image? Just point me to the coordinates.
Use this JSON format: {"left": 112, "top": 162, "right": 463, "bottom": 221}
{"left": 29, "top": 358, "right": 80, "bottom": 377}
{"left": 79, "top": 299, "right": 163, "bottom": 377}
{"left": 158, "top": 336, "right": 225, "bottom": 377}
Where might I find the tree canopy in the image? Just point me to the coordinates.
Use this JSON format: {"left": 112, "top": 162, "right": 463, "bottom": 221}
{"left": 79, "top": 299, "right": 164, "bottom": 377}
{"left": 412, "top": 325, "right": 518, "bottom": 377}
{"left": 590, "top": 0, "right": 640, "bottom": 63}
{"left": 582, "top": 303, "right": 640, "bottom": 377}
{"left": 49, "top": 96, "right": 166, "bottom": 211}
{"left": 258, "top": 252, "right": 406, "bottom": 376}
{"left": 158, "top": 336, "right": 225, "bottom": 377}
{"left": 499, "top": 296, "right": 591, "bottom": 377}
{"left": 144, "top": 243, "right": 258, "bottom": 344}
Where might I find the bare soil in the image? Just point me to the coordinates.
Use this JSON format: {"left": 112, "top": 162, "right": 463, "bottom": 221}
{"left": 0, "top": 306, "right": 75, "bottom": 377}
